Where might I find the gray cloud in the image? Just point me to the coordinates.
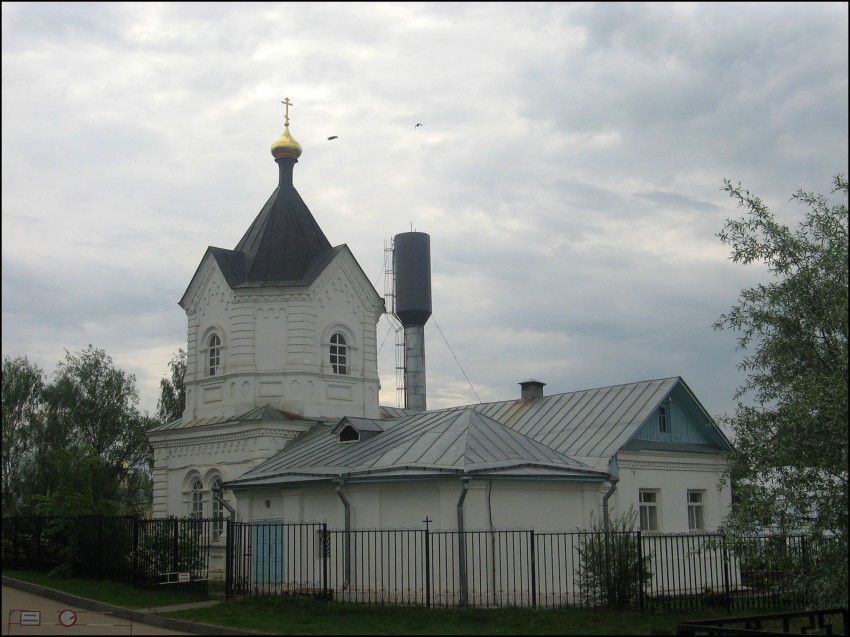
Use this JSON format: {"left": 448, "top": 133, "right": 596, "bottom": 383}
{"left": 2, "top": 2, "right": 847, "bottom": 427}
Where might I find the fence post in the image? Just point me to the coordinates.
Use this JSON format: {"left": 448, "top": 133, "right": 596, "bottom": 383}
{"left": 132, "top": 518, "right": 140, "bottom": 586}
{"left": 637, "top": 530, "right": 645, "bottom": 614}
{"left": 530, "top": 530, "right": 537, "bottom": 610}
{"left": 97, "top": 515, "right": 104, "bottom": 580}
{"left": 225, "top": 518, "right": 232, "bottom": 601}
{"left": 722, "top": 534, "right": 731, "bottom": 615}
{"left": 423, "top": 517, "right": 431, "bottom": 609}
{"left": 322, "top": 522, "right": 329, "bottom": 600}
{"left": 172, "top": 517, "right": 179, "bottom": 575}
{"left": 13, "top": 517, "right": 19, "bottom": 569}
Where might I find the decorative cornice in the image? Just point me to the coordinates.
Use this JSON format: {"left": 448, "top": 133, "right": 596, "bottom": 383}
{"left": 149, "top": 427, "right": 302, "bottom": 449}
{"left": 618, "top": 458, "right": 727, "bottom": 473}
{"left": 234, "top": 291, "right": 313, "bottom": 303}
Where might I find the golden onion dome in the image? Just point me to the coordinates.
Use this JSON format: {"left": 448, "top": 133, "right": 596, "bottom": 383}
{"left": 271, "top": 125, "right": 302, "bottom": 160}
{"left": 271, "top": 97, "right": 302, "bottom": 160}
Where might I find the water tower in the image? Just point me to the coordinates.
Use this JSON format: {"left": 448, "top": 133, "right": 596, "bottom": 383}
{"left": 393, "top": 232, "right": 432, "bottom": 411}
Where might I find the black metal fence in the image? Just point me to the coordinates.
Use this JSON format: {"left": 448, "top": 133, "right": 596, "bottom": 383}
{"left": 2, "top": 516, "right": 836, "bottom": 614}
{"left": 2, "top": 515, "right": 213, "bottom": 593}
{"left": 222, "top": 520, "right": 837, "bottom": 613}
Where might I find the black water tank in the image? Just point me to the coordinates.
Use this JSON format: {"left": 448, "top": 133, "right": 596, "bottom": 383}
{"left": 394, "top": 232, "right": 432, "bottom": 327}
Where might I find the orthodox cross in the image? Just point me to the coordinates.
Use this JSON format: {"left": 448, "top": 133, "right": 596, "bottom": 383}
{"left": 282, "top": 97, "right": 293, "bottom": 127}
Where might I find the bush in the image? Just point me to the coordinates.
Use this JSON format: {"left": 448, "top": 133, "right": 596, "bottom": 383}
{"left": 130, "top": 517, "right": 207, "bottom": 584}
{"left": 575, "top": 509, "right": 652, "bottom": 610}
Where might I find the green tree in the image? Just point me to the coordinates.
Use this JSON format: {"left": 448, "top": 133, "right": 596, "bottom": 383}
{"left": 29, "top": 345, "right": 154, "bottom": 516}
{"left": 714, "top": 174, "right": 848, "bottom": 606}
{"left": 157, "top": 348, "right": 186, "bottom": 424}
{"left": 1, "top": 356, "right": 45, "bottom": 516}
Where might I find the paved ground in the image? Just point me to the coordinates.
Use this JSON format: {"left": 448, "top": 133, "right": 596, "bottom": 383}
{"left": 2, "top": 578, "right": 264, "bottom": 636}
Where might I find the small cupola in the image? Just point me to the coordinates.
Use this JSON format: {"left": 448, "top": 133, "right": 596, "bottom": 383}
{"left": 519, "top": 379, "right": 546, "bottom": 400}
{"left": 270, "top": 97, "right": 303, "bottom": 161}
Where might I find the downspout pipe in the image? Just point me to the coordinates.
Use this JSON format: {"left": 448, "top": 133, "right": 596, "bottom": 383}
{"left": 602, "top": 455, "right": 620, "bottom": 529}
{"left": 457, "top": 476, "right": 471, "bottom": 606}
{"left": 602, "top": 477, "right": 620, "bottom": 529}
{"left": 334, "top": 478, "right": 351, "bottom": 589}
{"left": 212, "top": 486, "right": 236, "bottom": 517}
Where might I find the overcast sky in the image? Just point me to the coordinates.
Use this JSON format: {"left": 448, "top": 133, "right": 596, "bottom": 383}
{"left": 2, "top": 2, "right": 847, "bottom": 429}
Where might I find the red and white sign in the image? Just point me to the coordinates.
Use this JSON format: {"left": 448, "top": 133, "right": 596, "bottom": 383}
{"left": 58, "top": 609, "right": 77, "bottom": 627}
{"left": 20, "top": 610, "right": 41, "bottom": 626}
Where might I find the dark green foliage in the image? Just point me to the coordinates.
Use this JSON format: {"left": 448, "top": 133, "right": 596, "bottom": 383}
{"left": 156, "top": 348, "right": 186, "bottom": 425}
{"left": 2, "top": 345, "right": 155, "bottom": 518}
{"left": 715, "top": 174, "right": 848, "bottom": 607}
{"left": 575, "top": 509, "right": 652, "bottom": 610}
{"left": 1, "top": 356, "right": 44, "bottom": 516}
{"left": 131, "top": 518, "right": 208, "bottom": 582}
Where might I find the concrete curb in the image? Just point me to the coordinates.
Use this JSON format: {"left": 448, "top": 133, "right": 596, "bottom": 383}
{"left": 2, "top": 576, "right": 271, "bottom": 635}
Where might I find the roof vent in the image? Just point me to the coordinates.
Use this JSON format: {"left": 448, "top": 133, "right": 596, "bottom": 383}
{"left": 338, "top": 425, "right": 360, "bottom": 443}
{"left": 334, "top": 417, "right": 385, "bottom": 443}
{"left": 519, "top": 379, "right": 546, "bottom": 400}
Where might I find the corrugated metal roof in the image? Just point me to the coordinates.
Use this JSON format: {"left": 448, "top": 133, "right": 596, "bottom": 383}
{"left": 225, "top": 408, "right": 607, "bottom": 489}
{"left": 333, "top": 417, "right": 386, "bottom": 434}
{"left": 179, "top": 164, "right": 344, "bottom": 309}
{"left": 234, "top": 182, "right": 333, "bottom": 285}
{"left": 146, "top": 404, "right": 313, "bottom": 433}
{"left": 458, "top": 377, "right": 682, "bottom": 460}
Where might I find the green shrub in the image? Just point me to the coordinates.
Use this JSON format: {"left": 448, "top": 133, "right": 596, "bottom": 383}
{"left": 575, "top": 509, "right": 652, "bottom": 610}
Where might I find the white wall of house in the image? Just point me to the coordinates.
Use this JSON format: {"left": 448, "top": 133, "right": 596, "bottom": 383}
{"left": 232, "top": 478, "right": 607, "bottom": 532}
{"left": 613, "top": 449, "right": 731, "bottom": 533}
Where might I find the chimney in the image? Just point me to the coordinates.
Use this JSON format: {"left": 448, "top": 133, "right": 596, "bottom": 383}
{"left": 519, "top": 379, "right": 546, "bottom": 400}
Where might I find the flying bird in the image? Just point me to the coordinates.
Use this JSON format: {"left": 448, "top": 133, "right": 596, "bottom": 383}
{"left": 327, "top": 136, "right": 338, "bottom": 140}
{"left": 414, "top": 123, "right": 423, "bottom": 128}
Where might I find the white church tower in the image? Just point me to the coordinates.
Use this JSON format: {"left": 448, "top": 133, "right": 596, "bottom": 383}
{"left": 147, "top": 100, "right": 385, "bottom": 518}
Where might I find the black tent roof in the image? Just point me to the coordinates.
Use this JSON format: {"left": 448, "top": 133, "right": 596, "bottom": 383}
{"left": 181, "top": 158, "right": 337, "bottom": 305}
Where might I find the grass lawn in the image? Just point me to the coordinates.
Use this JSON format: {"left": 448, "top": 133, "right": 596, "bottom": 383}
{"left": 7, "top": 570, "right": 832, "bottom": 635}
{"left": 161, "top": 594, "right": 729, "bottom": 635}
{"left": 3, "top": 569, "right": 216, "bottom": 609}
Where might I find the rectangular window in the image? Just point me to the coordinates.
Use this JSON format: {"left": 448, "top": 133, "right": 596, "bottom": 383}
{"left": 658, "top": 406, "right": 668, "bottom": 433}
{"left": 688, "top": 490, "right": 705, "bottom": 530}
{"left": 639, "top": 490, "right": 659, "bottom": 531}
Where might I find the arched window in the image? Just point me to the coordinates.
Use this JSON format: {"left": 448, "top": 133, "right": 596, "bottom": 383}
{"left": 208, "top": 334, "right": 221, "bottom": 376}
{"left": 330, "top": 333, "right": 347, "bottom": 375}
{"left": 211, "top": 477, "right": 224, "bottom": 540}
{"left": 191, "top": 478, "right": 204, "bottom": 518}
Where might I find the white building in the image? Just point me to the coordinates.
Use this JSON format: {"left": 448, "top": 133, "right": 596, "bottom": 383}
{"left": 147, "top": 106, "right": 733, "bottom": 546}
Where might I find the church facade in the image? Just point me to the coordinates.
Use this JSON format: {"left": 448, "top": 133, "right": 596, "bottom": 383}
{"left": 147, "top": 104, "right": 732, "bottom": 551}
{"left": 147, "top": 101, "right": 384, "bottom": 521}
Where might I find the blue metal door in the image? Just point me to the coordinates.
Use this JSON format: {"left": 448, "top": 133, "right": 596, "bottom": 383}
{"left": 252, "top": 520, "right": 285, "bottom": 584}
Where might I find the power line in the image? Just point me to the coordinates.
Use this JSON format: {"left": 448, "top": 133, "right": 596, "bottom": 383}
{"left": 431, "top": 316, "right": 481, "bottom": 404}
{"left": 376, "top": 314, "right": 400, "bottom": 356}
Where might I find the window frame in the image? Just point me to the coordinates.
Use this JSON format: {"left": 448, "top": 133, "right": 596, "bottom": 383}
{"left": 190, "top": 478, "right": 204, "bottom": 518}
{"left": 687, "top": 489, "right": 705, "bottom": 531}
{"left": 639, "top": 489, "right": 660, "bottom": 532}
{"left": 211, "top": 477, "right": 224, "bottom": 540}
{"left": 208, "top": 333, "right": 221, "bottom": 376}
{"left": 330, "top": 332, "right": 348, "bottom": 375}
{"left": 658, "top": 405, "right": 668, "bottom": 433}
